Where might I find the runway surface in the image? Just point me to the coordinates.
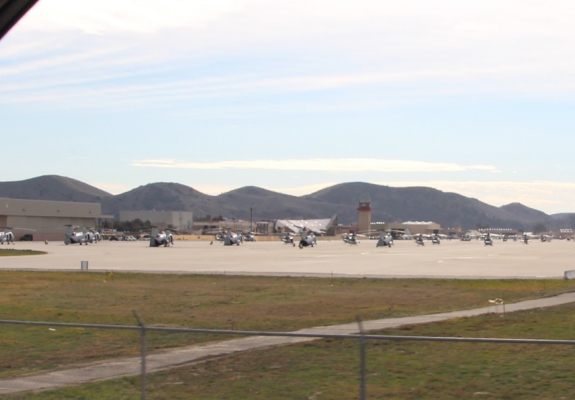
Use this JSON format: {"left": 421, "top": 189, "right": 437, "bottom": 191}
{"left": 1, "top": 238, "right": 574, "bottom": 279}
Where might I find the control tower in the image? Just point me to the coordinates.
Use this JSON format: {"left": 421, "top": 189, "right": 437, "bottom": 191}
{"left": 357, "top": 201, "right": 372, "bottom": 234}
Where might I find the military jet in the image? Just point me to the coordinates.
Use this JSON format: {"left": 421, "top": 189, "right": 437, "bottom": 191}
{"left": 149, "top": 227, "right": 174, "bottom": 247}
{"left": 0, "top": 228, "right": 15, "bottom": 244}
{"left": 298, "top": 230, "right": 316, "bottom": 248}
{"left": 484, "top": 233, "right": 493, "bottom": 246}
{"left": 376, "top": 232, "right": 393, "bottom": 247}
{"left": 224, "top": 229, "right": 243, "bottom": 246}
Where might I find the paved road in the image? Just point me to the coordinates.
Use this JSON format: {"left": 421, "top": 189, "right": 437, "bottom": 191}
{"left": 1, "top": 292, "right": 574, "bottom": 395}
{"left": 1, "top": 239, "right": 575, "bottom": 278}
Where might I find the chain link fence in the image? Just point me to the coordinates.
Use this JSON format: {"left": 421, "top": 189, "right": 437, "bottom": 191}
{"left": 2, "top": 314, "right": 575, "bottom": 399}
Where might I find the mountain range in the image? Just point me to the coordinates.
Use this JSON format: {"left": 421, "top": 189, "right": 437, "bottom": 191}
{"left": 0, "top": 175, "right": 573, "bottom": 231}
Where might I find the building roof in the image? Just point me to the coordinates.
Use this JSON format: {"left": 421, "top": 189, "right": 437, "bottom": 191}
{"left": 275, "top": 215, "right": 337, "bottom": 234}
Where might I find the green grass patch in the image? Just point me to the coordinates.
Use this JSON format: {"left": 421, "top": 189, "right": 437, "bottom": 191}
{"left": 0, "top": 248, "right": 46, "bottom": 256}
{"left": 12, "top": 302, "right": 575, "bottom": 399}
{"left": 0, "top": 271, "right": 573, "bottom": 379}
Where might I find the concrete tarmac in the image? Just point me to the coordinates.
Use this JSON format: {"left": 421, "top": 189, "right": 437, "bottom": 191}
{"left": 1, "top": 291, "right": 575, "bottom": 395}
{"left": 1, "top": 239, "right": 574, "bottom": 278}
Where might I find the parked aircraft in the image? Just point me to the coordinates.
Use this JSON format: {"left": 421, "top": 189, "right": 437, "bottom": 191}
{"left": 281, "top": 232, "right": 295, "bottom": 245}
{"left": 376, "top": 232, "right": 393, "bottom": 247}
{"left": 64, "top": 225, "right": 97, "bottom": 245}
{"left": 541, "top": 234, "right": 553, "bottom": 242}
{"left": 484, "top": 233, "right": 493, "bottom": 246}
{"left": 343, "top": 232, "right": 359, "bottom": 245}
{"left": 431, "top": 235, "right": 441, "bottom": 245}
{"left": 224, "top": 229, "right": 243, "bottom": 246}
{"left": 242, "top": 232, "right": 256, "bottom": 242}
{"left": 415, "top": 234, "right": 425, "bottom": 246}
{"left": 0, "top": 228, "right": 14, "bottom": 244}
{"left": 91, "top": 230, "right": 101, "bottom": 242}
{"left": 298, "top": 230, "right": 316, "bottom": 248}
{"left": 149, "top": 227, "right": 174, "bottom": 247}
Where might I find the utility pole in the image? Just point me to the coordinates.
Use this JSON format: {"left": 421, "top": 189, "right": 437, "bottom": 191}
{"left": 250, "top": 208, "right": 253, "bottom": 232}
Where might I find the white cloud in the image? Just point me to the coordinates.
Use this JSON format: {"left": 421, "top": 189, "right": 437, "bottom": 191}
{"left": 17, "top": 0, "right": 245, "bottom": 34}
{"left": 131, "top": 158, "right": 498, "bottom": 173}
{"left": 3, "top": 0, "right": 575, "bottom": 111}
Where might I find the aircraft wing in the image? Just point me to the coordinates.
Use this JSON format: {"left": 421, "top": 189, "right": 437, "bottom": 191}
{"left": 0, "top": 0, "right": 40, "bottom": 40}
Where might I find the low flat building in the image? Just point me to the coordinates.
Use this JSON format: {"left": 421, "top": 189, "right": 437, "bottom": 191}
{"left": 0, "top": 198, "right": 101, "bottom": 241}
{"left": 119, "top": 210, "right": 194, "bottom": 231}
{"left": 377, "top": 221, "right": 442, "bottom": 236}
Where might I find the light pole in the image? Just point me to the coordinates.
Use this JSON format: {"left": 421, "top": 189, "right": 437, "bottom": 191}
{"left": 250, "top": 208, "right": 253, "bottom": 232}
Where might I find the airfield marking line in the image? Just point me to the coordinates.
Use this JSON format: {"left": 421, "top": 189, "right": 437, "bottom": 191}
{"left": 1, "top": 292, "right": 575, "bottom": 395}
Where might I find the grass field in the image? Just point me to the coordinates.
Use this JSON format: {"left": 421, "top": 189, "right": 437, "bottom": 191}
{"left": 9, "top": 301, "right": 575, "bottom": 399}
{"left": 0, "top": 249, "right": 46, "bottom": 257}
{"left": 0, "top": 271, "right": 574, "bottom": 381}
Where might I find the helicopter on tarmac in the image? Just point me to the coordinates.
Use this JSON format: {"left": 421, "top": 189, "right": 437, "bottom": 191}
{"left": 224, "top": 229, "right": 243, "bottom": 246}
{"left": 242, "top": 232, "right": 256, "bottom": 242}
{"left": 298, "top": 229, "right": 317, "bottom": 248}
{"left": 376, "top": 232, "right": 393, "bottom": 247}
{"left": 149, "top": 227, "right": 174, "bottom": 247}
{"left": 343, "top": 232, "right": 359, "bottom": 245}
{"left": 281, "top": 232, "right": 295, "bottom": 245}
{"left": 415, "top": 234, "right": 425, "bottom": 246}
{"left": 0, "top": 227, "right": 36, "bottom": 244}
{"left": 541, "top": 234, "right": 553, "bottom": 242}
{"left": 431, "top": 234, "right": 441, "bottom": 245}
{"left": 0, "top": 228, "right": 15, "bottom": 244}
{"left": 484, "top": 233, "right": 493, "bottom": 246}
{"left": 64, "top": 225, "right": 99, "bottom": 245}
{"left": 522, "top": 234, "right": 530, "bottom": 244}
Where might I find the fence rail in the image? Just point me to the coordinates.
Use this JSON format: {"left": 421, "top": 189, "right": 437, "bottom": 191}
{"left": 1, "top": 315, "right": 574, "bottom": 399}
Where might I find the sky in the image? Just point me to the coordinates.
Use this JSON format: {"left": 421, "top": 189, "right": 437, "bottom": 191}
{"left": 1, "top": 0, "right": 575, "bottom": 213}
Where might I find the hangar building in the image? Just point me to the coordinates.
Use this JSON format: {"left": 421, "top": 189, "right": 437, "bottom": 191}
{"left": 119, "top": 210, "right": 194, "bottom": 231}
{"left": 375, "top": 221, "right": 442, "bottom": 236}
{"left": 0, "top": 198, "right": 101, "bottom": 241}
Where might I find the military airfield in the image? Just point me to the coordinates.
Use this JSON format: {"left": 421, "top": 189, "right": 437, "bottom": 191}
{"left": 1, "top": 238, "right": 574, "bottom": 279}
{"left": 3, "top": 238, "right": 575, "bottom": 399}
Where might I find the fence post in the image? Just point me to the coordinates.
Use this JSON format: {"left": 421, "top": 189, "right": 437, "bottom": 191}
{"left": 133, "top": 310, "right": 147, "bottom": 400}
{"left": 356, "top": 315, "right": 366, "bottom": 400}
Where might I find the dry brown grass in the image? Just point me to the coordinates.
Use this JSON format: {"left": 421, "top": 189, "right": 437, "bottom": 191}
{"left": 0, "top": 270, "right": 573, "bottom": 379}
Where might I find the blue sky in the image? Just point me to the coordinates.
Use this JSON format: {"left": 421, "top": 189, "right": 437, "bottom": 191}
{"left": 1, "top": 0, "right": 575, "bottom": 213}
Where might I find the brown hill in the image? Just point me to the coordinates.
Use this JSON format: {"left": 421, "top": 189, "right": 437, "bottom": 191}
{"left": 499, "top": 203, "right": 549, "bottom": 223}
{"left": 3, "top": 176, "right": 568, "bottom": 231}
{"left": 304, "top": 182, "right": 543, "bottom": 230}
{"left": 0, "top": 175, "right": 111, "bottom": 203}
